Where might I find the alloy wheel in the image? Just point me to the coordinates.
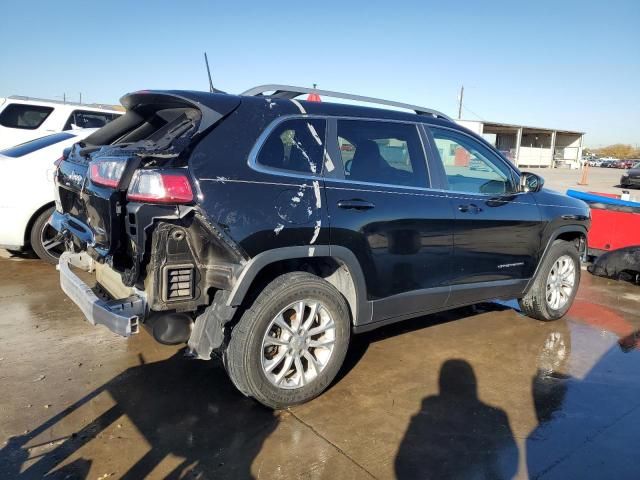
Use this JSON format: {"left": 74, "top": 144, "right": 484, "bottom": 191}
{"left": 545, "top": 255, "right": 576, "bottom": 310}
{"left": 261, "top": 299, "right": 336, "bottom": 389}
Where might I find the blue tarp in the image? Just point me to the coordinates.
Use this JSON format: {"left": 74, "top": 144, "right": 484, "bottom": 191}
{"left": 566, "top": 189, "right": 640, "bottom": 208}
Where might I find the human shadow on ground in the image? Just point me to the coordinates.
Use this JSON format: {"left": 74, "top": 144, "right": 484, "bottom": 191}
{"left": 394, "top": 359, "right": 519, "bottom": 479}
{"left": 0, "top": 302, "right": 518, "bottom": 479}
{"left": 0, "top": 350, "right": 278, "bottom": 479}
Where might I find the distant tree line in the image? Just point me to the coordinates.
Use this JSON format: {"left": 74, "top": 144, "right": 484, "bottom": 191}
{"left": 585, "top": 144, "right": 640, "bottom": 159}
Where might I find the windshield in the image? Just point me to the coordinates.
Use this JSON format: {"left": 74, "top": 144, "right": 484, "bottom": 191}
{"left": 0, "top": 132, "right": 75, "bottom": 158}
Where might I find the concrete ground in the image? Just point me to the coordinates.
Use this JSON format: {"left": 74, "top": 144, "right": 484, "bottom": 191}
{"left": 528, "top": 166, "right": 638, "bottom": 199}
{"left": 0, "top": 252, "right": 639, "bottom": 479}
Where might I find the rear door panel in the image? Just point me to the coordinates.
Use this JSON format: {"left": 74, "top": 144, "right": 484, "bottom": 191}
{"left": 325, "top": 118, "right": 454, "bottom": 323}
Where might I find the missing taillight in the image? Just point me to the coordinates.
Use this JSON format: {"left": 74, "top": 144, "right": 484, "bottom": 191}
{"left": 89, "top": 158, "right": 127, "bottom": 188}
{"left": 127, "top": 170, "right": 194, "bottom": 204}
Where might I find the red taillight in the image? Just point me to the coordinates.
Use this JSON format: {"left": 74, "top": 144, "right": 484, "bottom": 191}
{"left": 127, "top": 170, "right": 194, "bottom": 204}
{"left": 89, "top": 158, "right": 127, "bottom": 188}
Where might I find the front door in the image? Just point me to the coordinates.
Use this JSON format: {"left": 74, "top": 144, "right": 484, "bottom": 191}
{"left": 325, "top": 119, "right": 454, "bottom": 324}
{"left": 427, "top": 126, "right": 543, "bottom": 305}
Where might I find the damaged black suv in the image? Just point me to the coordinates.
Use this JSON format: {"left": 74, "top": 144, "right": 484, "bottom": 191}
{"left": 52, "top": 85, "right": 590, "bottom": 408}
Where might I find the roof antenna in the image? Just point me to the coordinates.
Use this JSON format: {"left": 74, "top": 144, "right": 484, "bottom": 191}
{"left": 204, "top": 52, "right": 215, "bottom": 93}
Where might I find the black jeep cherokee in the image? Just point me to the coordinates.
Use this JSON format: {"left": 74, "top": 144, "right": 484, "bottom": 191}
{"left": 52, "top": 85, "right": 590, "bottom": 408}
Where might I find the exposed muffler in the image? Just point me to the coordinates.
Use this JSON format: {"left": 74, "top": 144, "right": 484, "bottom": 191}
{"left": 145, "top": 311, "right": 193, "bottom": 345}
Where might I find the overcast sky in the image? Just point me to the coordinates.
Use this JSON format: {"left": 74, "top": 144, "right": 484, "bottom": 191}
{"left": 0, "top": 0, "right": 638, "bottom": 146}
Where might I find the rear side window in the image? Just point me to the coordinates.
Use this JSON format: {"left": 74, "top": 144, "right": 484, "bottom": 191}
{"left": 337, "top": 120, "right": 428, "bottom": 188}
{"left": 64, "top": 110, "right": 120, "bottom": 130}
{"left": 256, "top": 118, "right": 326, "bottom": 175}
{"left": 0, "top": 132, "right": 75, "bottom": 157}
{"left": 0, "top": 104, "right": 54, "bottom": 130}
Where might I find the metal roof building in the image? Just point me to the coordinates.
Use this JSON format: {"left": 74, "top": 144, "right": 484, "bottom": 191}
{"left": 456, "top": 119, "right": 584, "bottom": 169}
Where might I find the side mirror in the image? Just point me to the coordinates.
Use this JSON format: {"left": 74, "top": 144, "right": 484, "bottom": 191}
{"left": 519, "top": 172, "right": 544, "bottom": 193}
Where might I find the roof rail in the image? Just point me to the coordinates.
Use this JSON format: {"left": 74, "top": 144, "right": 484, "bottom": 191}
{"left": 241, "top": 84, "right": 452, "bottom": 121}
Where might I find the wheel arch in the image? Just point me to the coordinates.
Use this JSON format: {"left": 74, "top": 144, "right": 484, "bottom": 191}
{"left": 525, "top": 225, "right": 587, "bottom": 294}
{"left": 226, "top": 245, "right": 371, "bottom": 326}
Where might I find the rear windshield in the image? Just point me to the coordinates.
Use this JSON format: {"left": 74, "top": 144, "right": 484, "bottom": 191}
{"left": 0, "top": 132, "right": 75, "bottom": 157}
{"left": 0, "top": 104, "right": 54, "bottom": 130}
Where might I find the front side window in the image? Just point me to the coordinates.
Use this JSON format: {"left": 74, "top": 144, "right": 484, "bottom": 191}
{"left": 64, "top": 110, "right": 119, "bottom": 130}
{"left": 256, "top": 118, "right": 326, "bottom": 175}
{"left": 0, "top": 104, "right": 54, "bottom": 130}
{"left": 430, "top": 127, "right": 515, "bottom": 194}
{"left": 337, "top": 120, "right": 427, "bottom": 188}
{"left": 0, "top": 132, "right": 75, "bottom": 157}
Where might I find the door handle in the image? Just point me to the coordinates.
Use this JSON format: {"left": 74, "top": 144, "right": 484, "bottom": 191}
{"left": 337, "top": 199, "right": 375, "bottom": 210}
{"left": 458, "top": 203, "right": 483, "bottom": 214}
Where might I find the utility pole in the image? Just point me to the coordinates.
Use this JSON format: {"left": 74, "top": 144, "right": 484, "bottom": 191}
{"left": 79, "top": 92, "right": 82, "bottom": 104}
{"left": 457, "top": 85, "right": 464, "bottom": 119}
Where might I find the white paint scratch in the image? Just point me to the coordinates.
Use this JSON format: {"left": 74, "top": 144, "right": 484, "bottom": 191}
{"left": 309, "top": 220, "right": 321, "bottom": 244}
{"left": 290, "top": 99, "right": 307, "bottom": 114}
{"left": 273, "top": 224, "right": 284, "bottom": 235}
{"left": 323, "top": 151, "right": 335, "bottom": 172}
{"left": 291, "top": 196, "right": 301, "bottom": 203}
{"left": 313, "top": 180, "right": 322, "bottom": 208}
{"left": 215, "top": 176, "right": 228, "bottom": 183}
{"left": 266, "top": 98, "right": 277, "bottom": 109}
{"left": 306, "top": 123, "right": 322, "bottom": 145}
{"left": 308, "top": 247, "right": 315, "bottom": 257}
{"left": 293, "top": 140, "right": 316, "bottom": 174}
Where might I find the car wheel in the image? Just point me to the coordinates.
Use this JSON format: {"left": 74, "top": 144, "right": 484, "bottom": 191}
{"left": 519, "top": 240, "right": 581, "bottom": 321}
{"left": 224, "top": 271, "right": 351, "bottom": 409}
{"left": 30, "top": 207, "right": 64, "bottom": 265}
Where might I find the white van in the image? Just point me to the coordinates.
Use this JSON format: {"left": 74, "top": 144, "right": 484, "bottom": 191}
{"left": 0, "top": 96, "right": 121, "bottom": 149}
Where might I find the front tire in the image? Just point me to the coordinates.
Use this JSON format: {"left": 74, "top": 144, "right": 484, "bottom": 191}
{"left": 519, "top": 240, "right": 581, "bottom": 321}
{"left": 224, "top": 272, "right": 351, "bottom": 409}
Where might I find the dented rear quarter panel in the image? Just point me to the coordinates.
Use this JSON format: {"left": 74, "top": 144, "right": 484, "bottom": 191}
{"left": 188, "top": 97, "right": 330, "bottom": 258}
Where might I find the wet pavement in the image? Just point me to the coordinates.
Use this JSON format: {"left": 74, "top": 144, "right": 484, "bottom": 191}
{"left": 0, "top": 251, "right": 639, "bottom": 479}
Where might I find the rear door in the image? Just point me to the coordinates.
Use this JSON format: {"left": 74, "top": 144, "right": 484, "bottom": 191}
{"left": 425, "top": 126, "right": 543, "bottom": 305}
{"left": 324, "top": 118, "right": 454, "bottom": 325}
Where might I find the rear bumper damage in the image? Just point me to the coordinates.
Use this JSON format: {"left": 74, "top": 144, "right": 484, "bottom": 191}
{"left": 58, "top": 252, "right": 145, "bottom": 336}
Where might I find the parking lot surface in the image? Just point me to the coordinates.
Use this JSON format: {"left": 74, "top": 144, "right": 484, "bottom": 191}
{"left": 529, "top": 166, "right": 635, "bottom": 198}
{"left": 1, "top": 252, "right": 639, "bottom": 479}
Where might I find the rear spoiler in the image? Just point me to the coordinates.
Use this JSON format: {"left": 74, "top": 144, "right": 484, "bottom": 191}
{"left": 83, "top": 90, "right": 241, "bottom": 147}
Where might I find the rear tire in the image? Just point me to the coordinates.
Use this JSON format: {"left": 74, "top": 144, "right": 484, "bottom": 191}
{"left": 224, "top": 272, "right": 351, "bottom": 409}
{"left": 30, "top": 207, "right": 63, "bottom": 265}
{"left": 519, "top": 240, "right": 581, "bottom": 321}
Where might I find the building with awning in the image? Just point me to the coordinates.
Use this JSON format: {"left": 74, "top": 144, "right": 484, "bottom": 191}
{"left": 456, "top": 119, "right": 584, "bottom": 169}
